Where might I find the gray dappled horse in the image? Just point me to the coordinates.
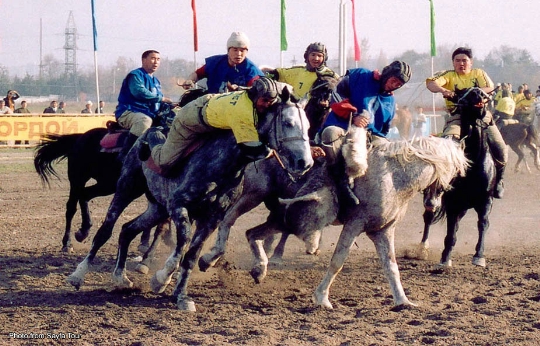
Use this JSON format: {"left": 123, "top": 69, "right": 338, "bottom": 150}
{"left": 195, "top": 76, "right": 339, "bottom": 275}
{"left": 67, "top": 86, "right": 313, "bottom": 311}
{"left": 278, "top": 136, "right": 468, "bottom": 310}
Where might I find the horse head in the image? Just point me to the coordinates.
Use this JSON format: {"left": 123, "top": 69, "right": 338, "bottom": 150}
{"left": 453, "top": 87, "right": 491, "bottom": 122}
{"left": 259, "top": 83, "right": 314, "bottom": 180}
{"left": 305, "top": 76, "right": 338, "bottom": 139}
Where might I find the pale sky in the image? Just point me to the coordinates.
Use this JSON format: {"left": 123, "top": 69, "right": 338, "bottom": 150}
{"left": 2, "top": 0, "right": 539, "bottom": 77}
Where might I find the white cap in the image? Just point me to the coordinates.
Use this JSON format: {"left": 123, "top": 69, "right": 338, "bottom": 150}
{"left": 227, "top": 31, "right": 250, "bottom": 50}
{"left": 86, "top": 101, "right": 93, "bottom": 105}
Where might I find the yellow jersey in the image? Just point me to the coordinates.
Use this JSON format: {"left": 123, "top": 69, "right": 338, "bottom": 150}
{"left": 515, "top": 97, "right": 536, "bottom": 114}
{"left": 426, "top": 68, "right": 494, "bottom": 111}
{"left": 272, "top": 66, "right": 338, "bottom": 99}
{"left": 495, "top": 97, "right": 515, "bottom": 116}
{"left": 204, "top": 91, "right": 259, "bottom": 143}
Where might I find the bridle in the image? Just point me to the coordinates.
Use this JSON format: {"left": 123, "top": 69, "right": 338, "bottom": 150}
{"left": 268, "top": 102, "right": 309, "bottom": 182}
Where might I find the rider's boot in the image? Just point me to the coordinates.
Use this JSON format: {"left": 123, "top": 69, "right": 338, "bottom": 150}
{"left": 139, "top": 128, "right": 166, "bottom": 162}
{"left": 494, "top": 163, "right": 505, "bottom": 199}
{"left": 117, "top": 133, "right": 138, "bottom": 163}
{"left": 328, "top": 158, "right": 360, "bottom": 208}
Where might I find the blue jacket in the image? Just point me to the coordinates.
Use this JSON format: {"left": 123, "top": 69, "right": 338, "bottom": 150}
{"left": 204, "top": 55, "right": 263, "bottom": 93}
{"left": 323, "top": 68, "right": 396, "bottom": 138}
{"left": 115, "top": 68, "right": 163, "bottom": 119}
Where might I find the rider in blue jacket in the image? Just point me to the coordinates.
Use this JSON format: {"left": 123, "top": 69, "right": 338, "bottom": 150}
{"left": 185, "top": 32, "right": 263, "bottom": 93}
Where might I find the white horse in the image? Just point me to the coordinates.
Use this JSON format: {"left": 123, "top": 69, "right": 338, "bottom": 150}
{"left": 279, "top": 136, "right": 469, "bottom": 309}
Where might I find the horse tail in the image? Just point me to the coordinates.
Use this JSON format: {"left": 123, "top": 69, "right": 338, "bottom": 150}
{"left": 34, "top": 133, "right": 82, "bottom": 186}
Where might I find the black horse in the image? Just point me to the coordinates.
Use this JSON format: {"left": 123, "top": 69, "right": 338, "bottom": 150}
{"left": 66, "top": 85, "right": 314, "bottom": 312}
{"left": 34, "top": 105, "right": 175, "bottom": 252}
{"left": 419, "top": 87, "right": 496, "bottom": 267}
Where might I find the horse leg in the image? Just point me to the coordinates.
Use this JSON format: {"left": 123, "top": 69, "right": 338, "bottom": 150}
{"left": 246, "top": 220, "right": 282, "bottom": 283}
{"left": 198, "top": 191, "right": 265, "bottom": 272}
{"left": 439, "top": 210, "right": 467, "bottom": 267}
{"left": 509, "top": 143, "right": 527, "bottom": 173}
{"left": 151, "top": 207, "right": 191, "bottom": 295}
{"left": 415, "top": 209, "right": 435, "bottom": 260}
{"left": 75, "top": 181, "right": 117, "bottom": 242}
{"left": 267, "top": 233, "right": 289, "bottom": 264}
{"left": 471, "top": 200, "right": 493, "bottom": 267}
{"left": 136, "top": 219, "right": 172, "bottom": 275}
{"left": 313, "top": 223, "right": 361, "bottom": 309}
{"left": 112, "top": 206, "right": 168, "bottom": 288}
{"left": 67, "top": 182, "right": 144, "bottom": 290}
{"left": 524, "top": 140, "right": 540, "bottom": 171}
{"left": 173, "top": 221, "right": 218, "bottom": 311}
{"left": 62, "top": 188, "right": 80, "bottom": 252}
{"left": 368, "top": 226, "right": 415, "bottom": 309}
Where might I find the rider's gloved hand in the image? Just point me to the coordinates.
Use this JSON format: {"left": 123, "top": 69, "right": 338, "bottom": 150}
{"left": 330, "top": 99, "right": 357, "bottom": 119}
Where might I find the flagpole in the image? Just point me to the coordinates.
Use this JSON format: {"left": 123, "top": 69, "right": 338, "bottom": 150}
{"left": 338, "top": 0, "right": 348, "bottom": 76}
{"left": 429, "top": 0, "right": 437, "bottom": 133}
{"left": 91, "top": 0, "right": 100, "bottom": 107}
{"left": 191, "top": 0, "right": 198, "bottom": 81}
{"left": 280, "top": 0, "right": 287, "bottom": 67}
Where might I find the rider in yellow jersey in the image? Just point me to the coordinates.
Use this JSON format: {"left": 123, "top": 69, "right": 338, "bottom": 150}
{"left": 515, "top": 90, "right": 536, "bottom": 124}
{"left": 142, "top": 77, "right": 279, "bottom": 173}
{"left": 426, "top": 47, "right": 508, "bottom": 198}
{"left": 264, "top": 42, "right": 339, "bottom": 100}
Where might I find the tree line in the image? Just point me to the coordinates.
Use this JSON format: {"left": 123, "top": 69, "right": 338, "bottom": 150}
{"left": 1, "top": 44, "right": 538, "bottom": 104}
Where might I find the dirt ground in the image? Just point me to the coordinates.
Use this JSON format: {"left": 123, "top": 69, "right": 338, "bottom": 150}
{"left": 1, "top": 148, "right": 539, "bottom": 346}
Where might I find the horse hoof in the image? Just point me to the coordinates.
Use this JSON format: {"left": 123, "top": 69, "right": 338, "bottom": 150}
{"left": 62, "top": 246, "right": 74, "bottom": 254}
{"left": 112, "top": 274, "right": 133, "bottom": 289}
{"left": 177, "top": 296, "right": 196, "bottom": 311}
{"left": 150, "top": 272, "right": 171, "bottom": 294}
{"left": 135, "top": 263, "right": 149, "bottom": 275}
{"left": 198, "top": 255, "right": 213, "bottom": 272}
{"left": 249, "top": 265, "right": 267, "bottom": 284}
{"left": 438, "top": 260, "right": 452, "bottom": 267}
{"left": 268, "top": 256, "right": 284, "bottom": 265}
{"left": 66, "top": 275, "right": 83, "bottom": 290}
{"left": 312, "top": 292, "right": 333, "bottom": 309}
{"left": 74, "top": 231, "right": 88, "bottom": 243}
{"left": 391, "top": 301, "right": 417, "bottom": 312}
{"left": 138, "top": 244, "right": 149, "bottom": 254}
{"left": 472, "top": 256, "right": 486, "bottom": 267}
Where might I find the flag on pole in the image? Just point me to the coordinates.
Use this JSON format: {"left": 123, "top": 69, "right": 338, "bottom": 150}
{"left": 91, "top": 0, "right": 97, "bottom": 51}
{"left": 280, "top": 0, "right": 288, "bottom": 51}
{"left": 192, "top": 0, "right": 198, "bottom": 52}
{"left": 351, "top": 0, "right": 361, "bottom": 62}
{"left": 430, "top": 0, "right": 436, "bottom": 56}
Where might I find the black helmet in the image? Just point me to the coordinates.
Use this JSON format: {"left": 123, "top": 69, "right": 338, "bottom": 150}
{"left": 304, "top": 42, "right": 328, "bottom": 65}
{"left": 247, "top": 77, "right": 278, "bottom": 103}
{"left": 380, "top": 61, "right": 412, "bottom": 87}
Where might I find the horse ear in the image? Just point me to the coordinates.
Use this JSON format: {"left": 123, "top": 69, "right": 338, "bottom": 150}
{"left": 280, "top": 84, "right": 291, "bottom": 103}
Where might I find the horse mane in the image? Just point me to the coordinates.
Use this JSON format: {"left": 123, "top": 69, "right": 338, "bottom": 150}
{"left": 375, "top": 137, "right": 469, "bottom": 190}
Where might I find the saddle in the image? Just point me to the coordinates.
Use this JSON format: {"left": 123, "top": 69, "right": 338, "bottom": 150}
{"left": 100, "top": 121, "right": 129, "bottom": 153}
